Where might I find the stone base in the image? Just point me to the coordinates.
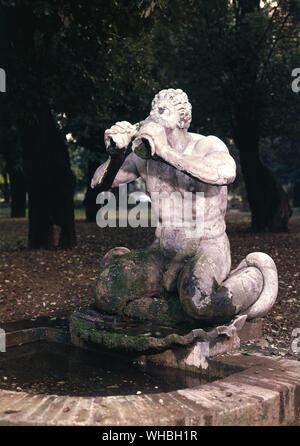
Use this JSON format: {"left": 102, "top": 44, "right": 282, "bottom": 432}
{"left": 238, "top": 318, "right": 263, "bottom": 341}
{"left": 69, "top": 307, "right": 257, "bottom": 371}
{"left": 70, "top": 307, "right": 199, "bottom": 354}
{"left": 138, "top": 327, "right": 241, "bottom": 372}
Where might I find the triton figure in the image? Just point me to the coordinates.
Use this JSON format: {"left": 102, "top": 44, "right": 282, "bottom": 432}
{"left": 91, "top": 89, "right": 278, "bottom": 326}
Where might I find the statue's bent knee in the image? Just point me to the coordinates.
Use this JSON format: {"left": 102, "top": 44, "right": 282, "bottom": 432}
{"left": 95, "top": 248, "right": 165, "bottom": 316}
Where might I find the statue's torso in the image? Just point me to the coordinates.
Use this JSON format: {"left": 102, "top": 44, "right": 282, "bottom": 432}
{"left": 134, "top": 134, "right": 228, "bottom": 248}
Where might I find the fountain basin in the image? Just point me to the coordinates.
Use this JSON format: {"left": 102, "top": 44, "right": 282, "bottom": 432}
{"left": 0, "top": 318, "right": 299, "bottom": 426}
{"left": 0, "top": 341, "right": 217, "bottom": 397}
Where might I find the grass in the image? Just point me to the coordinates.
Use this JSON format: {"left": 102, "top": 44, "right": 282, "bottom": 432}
{"left": 293, "top": 207, "right": 300, "bottom": 215}
{"left": 0, "top": 206, "right": 12, "bottom": 218}
{"left": 0, "top": 207, "right": 85, "bottom": 220}
{"left": 0, "top": 205, "right": 299, "bottom": 234}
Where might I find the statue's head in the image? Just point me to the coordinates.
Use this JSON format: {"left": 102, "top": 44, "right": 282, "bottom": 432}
{"left": 149, "top": 88, "right": 192, "bottom": 131}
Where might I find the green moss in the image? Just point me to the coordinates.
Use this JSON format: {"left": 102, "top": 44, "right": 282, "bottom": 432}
{"left": 120, "top": 248, "right": 161, "bottom": 262}
{"left": 148, "top": 299, "right": 166, "bottom": 321}
{"left": 122, "top": 294, "right": 193, "bottom": 327}
{"left": 70, "top": 317, "right": 150, "bottom": 352}
{"left": 164, "top": 292, "right": 186, "bottom": 320}
{"left": 69, "top": 311, "right": 197, "bottom": 353}
{"left": 95, "top": 246, "right": 192, "bottom": 325}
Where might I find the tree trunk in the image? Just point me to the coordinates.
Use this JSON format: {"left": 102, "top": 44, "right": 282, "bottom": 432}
{"left": 19, "top": 102, "right": 76, "bottom": 248}
{"left": 230, "top": 0, "right": 292, "bottom": 232}
{"left": 2, "top": 170, "right": 10, "bottom": 204}
{"left": 233, "top": 116, "right": 292, "bottom": 232}
{"left": 293, "top": 181, "right": 300, "bottom": 207}
{"left": 10, "top": 169, "right": 26, "bottom": 217}
{"left": 84, "top": 185, "right": 100, "bottom": 222}
{"left": 84, "top": 183, "right": 121, "bottom": 223}
{"left": 84, "top": 161, "right": 101, "bottom": 222}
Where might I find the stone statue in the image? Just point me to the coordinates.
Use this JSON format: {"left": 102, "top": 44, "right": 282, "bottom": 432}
{"left": 91, "top": 89, "right": 278, "bottom": 328}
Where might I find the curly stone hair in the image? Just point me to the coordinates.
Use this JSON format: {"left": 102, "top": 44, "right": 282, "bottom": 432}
{"left": 151, "top": 88, "right": 192, "bottom": 130}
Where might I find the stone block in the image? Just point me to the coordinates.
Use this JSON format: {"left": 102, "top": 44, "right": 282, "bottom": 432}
{"left": 239, "top": 318, "right": 263, "bottom": 341}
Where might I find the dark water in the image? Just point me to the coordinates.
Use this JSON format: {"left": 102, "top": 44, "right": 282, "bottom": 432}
{"left": 0, "top": 341, "right": 215, "bottom": 397}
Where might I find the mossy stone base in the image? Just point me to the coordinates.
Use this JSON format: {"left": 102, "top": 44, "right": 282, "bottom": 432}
{"left": 69, "top": 307, "right": 199, "bottom": 353}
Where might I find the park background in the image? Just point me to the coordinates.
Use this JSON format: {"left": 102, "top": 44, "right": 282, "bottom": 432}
{"left": 0, "top": 0, "right": 300, "bottom": 359}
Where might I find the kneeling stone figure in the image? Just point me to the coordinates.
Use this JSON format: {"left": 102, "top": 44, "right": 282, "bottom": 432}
{"left": 91, "top": 88, "right": 278, "bottom": 327}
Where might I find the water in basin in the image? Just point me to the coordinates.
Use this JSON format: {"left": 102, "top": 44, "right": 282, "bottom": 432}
{"left": 0, "top": 341, "right": 217, "bottom": 397}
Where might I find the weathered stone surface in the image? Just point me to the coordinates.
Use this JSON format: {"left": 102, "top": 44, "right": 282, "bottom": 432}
{"left": 91, "top": 88, "right": 278, "bottom": 330}
{"left": 70, "top": 307, "right": 247, "bottom": 355}
{"left": 5, "top": 327, "right": 69, "bottom": 348}
{"left": 1, "top": 353, "right": 300, "bottom": 426}
{"left": 141, "top": 317, "right": 244, "bottom": 372}
{"left": 238, "top": 318, "right": 263, "bottom": 341}
{"left": 70, "top": 308, "right": 196, "bottom": 353}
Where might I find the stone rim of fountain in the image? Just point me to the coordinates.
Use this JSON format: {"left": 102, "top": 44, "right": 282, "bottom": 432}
{"left": 0, "top": 324, "right": 300, "bottom": 426}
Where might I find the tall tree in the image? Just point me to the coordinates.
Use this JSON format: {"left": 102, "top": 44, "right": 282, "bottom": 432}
{"left": 0, "top": 1, "right": 76, "bottom": 247}
{"left": 0, "top": 98, "right": 26, "bottom": 217}
{"left": 149, "top": 0, "right": 300, "bottom": 231}
{"left": 57, "top": 2, "right": 158, "bottom": 221}
{"left": 229, "top": 0, "right": 294, "bottom": 232}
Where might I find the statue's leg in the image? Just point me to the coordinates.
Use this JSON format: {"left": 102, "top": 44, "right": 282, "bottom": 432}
{"left": 95, "top": 246, "right": 166, "bottom": 316}
{"left": 177, "top": 234, "right": 235, "bottom": 324}
{"left": 178, "top": 234, "right": 278, "bottom": 324}
{"left": 222, "top": 252, "right": 278, "bottom": 319}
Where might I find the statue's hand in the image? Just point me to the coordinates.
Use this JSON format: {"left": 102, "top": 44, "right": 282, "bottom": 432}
{"left": 132, "top": 120, "right": 169, "bottom": 159}
{"left": 104, "top": 121, "right": 137, "bottom": 154}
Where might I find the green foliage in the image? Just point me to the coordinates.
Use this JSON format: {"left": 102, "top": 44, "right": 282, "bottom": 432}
{"left": 260, "top": 137, "right": 300, "bottom": 188}
{"left": 0, "top": 0, "right": 160, "bottom": 191}
{"left": 146, "top": 0, "right": 300, "bottom": 199}
{"left": 148, "top": 0, "right": 300, "bottom": 137}
{"left": 1, "top": 0, "right": 300, "bottom": 202}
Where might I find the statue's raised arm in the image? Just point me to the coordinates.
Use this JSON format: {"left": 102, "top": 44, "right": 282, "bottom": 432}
{"left": 91, "top": 121, "right": 139, "bottom": 190}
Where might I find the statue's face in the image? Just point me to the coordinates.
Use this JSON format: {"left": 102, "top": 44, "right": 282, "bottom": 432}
{"left": 150, "top": 100, "right": 181, "bottom": 130}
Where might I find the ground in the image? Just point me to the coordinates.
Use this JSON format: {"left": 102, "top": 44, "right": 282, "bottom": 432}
{"left": 0, "top": 210, "right": 299, "bottom": 360}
